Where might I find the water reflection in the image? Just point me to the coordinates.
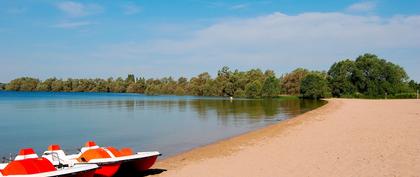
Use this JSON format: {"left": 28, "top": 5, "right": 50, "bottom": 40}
{"left": 0, "top": 92, "right": 325, "bottom": 157}
{"left": 10, "top": 98, "right": 324, "bottom": 121}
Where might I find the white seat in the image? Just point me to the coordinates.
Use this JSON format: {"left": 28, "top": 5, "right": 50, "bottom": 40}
{"left": 80, "top": 145, "right": 99, "bottom": 153}
{"left": 14, "top": 149, "right": 38, "bottom": 160}
{"left": 42, "top": 150, "right": 73, "bottom": 166}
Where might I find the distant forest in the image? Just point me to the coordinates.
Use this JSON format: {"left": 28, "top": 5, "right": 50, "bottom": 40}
{"left": 1, "top": 53, "right": 419, "bottom": 99}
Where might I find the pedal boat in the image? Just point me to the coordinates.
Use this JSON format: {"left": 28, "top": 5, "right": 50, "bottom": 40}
{"left": 42, "top": 142, "right": 161, "bottom": 177}
{"left": 0, "top": 148, "right": 98, "bottom": 177}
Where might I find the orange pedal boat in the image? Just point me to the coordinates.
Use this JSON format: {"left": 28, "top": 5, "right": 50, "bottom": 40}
{"left": 0, "top": 148, "right": 98, "bottom": 177}
{"left": 42, "top": 141, "right": 161, "bottom": 177}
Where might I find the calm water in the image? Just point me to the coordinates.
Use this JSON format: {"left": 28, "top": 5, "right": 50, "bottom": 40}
{"left": 0, "top": 91, "right": 325, "bottom": 158}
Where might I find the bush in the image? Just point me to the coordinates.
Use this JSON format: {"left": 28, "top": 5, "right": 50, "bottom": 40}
{"left": 245, "top": 80, "right": 262, "bottom": 98}
{"left": 388, "top": 93, "right": 417, "bottom": 99}
{"left": 5, "top": 77, "right": 40, "bottom": 91}
{"left": 300, "top": 73, "right": 330, "bottom": 99}
{"left": 328, "top": 54, "right": 409, "bottom": 98}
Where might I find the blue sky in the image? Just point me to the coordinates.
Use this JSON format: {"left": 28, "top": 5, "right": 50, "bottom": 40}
{"left": 1, "top": 0, "right": 420, "bottom": 82}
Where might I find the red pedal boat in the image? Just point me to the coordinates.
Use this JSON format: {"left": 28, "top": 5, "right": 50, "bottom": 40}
{"left": 0, "top": 148, "right": 98, "bottom": 177}
{"left": 42, "top": 141, "right": 161, "bottom": 177}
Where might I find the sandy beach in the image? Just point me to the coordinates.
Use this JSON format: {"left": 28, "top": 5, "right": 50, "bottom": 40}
{"left": 154, "top": 99, "right": 420, "bottom": 177}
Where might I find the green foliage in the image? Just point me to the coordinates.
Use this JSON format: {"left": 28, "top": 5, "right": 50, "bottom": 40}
{"left": 408, "top": 80, "right": 420, "bottom": 92}
{"left": 0, "top": 83, "right": 5, "bottom": 90}
{"left": 215, "top": 67, "right": 234, "bottom": 96}
{"left": 126, "top": 82, "right": 144, "bottom": 93}
{"left": 110, "top": 77, "right": 127, "bottom": 93}
{"left": 261, "top": 76, "right": 280, "bottom": 97}
{"left": 328, "top": 59, "right": 356, "bottom": 97}
{"left": 387, "top": 93, "right": 417, "bottom": 99}
{"left": 328, "top": 53, "right": 411, "bottom": 98}
{"left": 355, "top": 54, "right": 408, "bottom": 96}
{"left": 3, "top": 54, "right": 416, "bottom": 99}
{"left": 189, "top": 72, "right": 213, "bottom": 96}
{"left": 174, "top": 87, "right": 186, "bottom": 95}
{"left": 245, "top": 80, "right": 262, "bottom": 98}
{"left": 126, "top": 74, "right": 135, "bottom": 84}
{"left": 233, "top": 89, "right": 246, "bottom": 97}
{"left": 145, "top": 84, "right": 160, "bottom": 95}
{"left": 300, "top": 73, "right": 330, "bottom": 99}
{"left": 51, "top": 79, "right": 64, "bottom": 92}
{"left": 6, "top": 77, "right": 40, "bottom": 91}
{"left": 281, "top": 68, "right": 309, "bottom": 95}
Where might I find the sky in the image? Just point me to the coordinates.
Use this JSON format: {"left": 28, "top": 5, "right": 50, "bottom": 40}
{"left": 1, "top": 0, "right": 420, "bottom": 82}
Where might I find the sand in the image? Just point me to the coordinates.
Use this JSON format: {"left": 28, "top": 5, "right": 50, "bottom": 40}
{"left": 154, "top": 99, "right": 420, "bottom": 177}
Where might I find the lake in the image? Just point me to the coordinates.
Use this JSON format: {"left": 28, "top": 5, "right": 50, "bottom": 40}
{"left": 0, "top": 91, "right": 325, "bottom": 158}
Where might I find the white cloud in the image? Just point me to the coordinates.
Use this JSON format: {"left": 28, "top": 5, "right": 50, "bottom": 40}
{"left": 230, "top": 4, "right": 248, "bottom": 10}
{"left": 90, "top": 12, "right": 420, "bottom": 78}
{"left": 56, "top": 1, "right": 103, "bottom": 17}
{"left": 122, "top": 3, "right": 141, "bottom": 15}
{"left": 52, "top": 21, "right": 92, "bottom": 29}
{"left": 347, "top": 1, "right": 377, "bottom": 12}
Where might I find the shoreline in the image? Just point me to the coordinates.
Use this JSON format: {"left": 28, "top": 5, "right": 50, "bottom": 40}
{"left": 155, "top": 99, "right": 334, "bottom": 170}
{"left": 154, "top": 99, "right": 420, "bottom": 176}
{"left": 156, "top": 99, "right": 328, "bottom": 161}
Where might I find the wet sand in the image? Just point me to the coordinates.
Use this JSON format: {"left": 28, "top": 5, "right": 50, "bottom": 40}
{"left": 154, "top": 99, "right": 420, "bottom": 177}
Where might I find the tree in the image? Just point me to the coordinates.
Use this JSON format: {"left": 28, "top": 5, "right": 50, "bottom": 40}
{"left": 264, "top": 70, "right": 276, "bottom": 78}
{"left": 408, "top": 80, "right": 420, "bottom": 92}
{"left": 356, "top": 54, "right": 408, "bottom": 96}
{"left": 234, "top": 88, "right": 246, "bottom": 97}
{"left": 245, "top": 80, "right": 262, "bottom": 98}
{"left": 178, "top": 77, "right": 188, "bottom": 85}
{"left": 328, "top": 54, "right": 410, "bottom": 98}
{"left": 328, "top": 59, "right": 357, "bottom": 97}
{"left": 215, "top": 66, "right": 234, "bottom": 96}
{"left": 3, "top": 55, "right": 411, "bottom": 99}
{"left": 51, "top": 79, "right": 64, "bottom": 92}
{"left": 189, "top": 72, "right": 213, "bottom": 96}
{"left": 90, "top": 78, "right": 108, "bottom": 92}
{"left": 246, "top": 69, "right": 265, "bottom": 83}
{"left": 111, "top": 77, "right": 127, "bottom": 93}
{"left": 281, "top": 68, "right": 309, "bottom": 95}
{"left": 126, "top": 74, "right": 135, "bottom": 84}
{"left": 62, "top": 79, "right": 73, "bottom": 92}
{"left": 6, "top": 77, "right": 40, "bottom": 91}
{"left": 160, "top": 77, "right": 177, "bottom": 94}
{"left": 175, "top": 77, "right": 188, "bottom": 95}
{"left": 145, "top": 84, "right": 160, "bottom": 95}
{"left": 71, "top": 79, "right": 81, "bottom": 92}
{"left": 36, "top": 77, "right": 57, "bottom": 91}
{"left": 300, "top": 73, "right": 330, "bottom": 99}
{"left": 261, "top": 76, "right": 280, "bottom": 97}
{"left": 72, "top": 79, "right": 93, "bottom": 92}
{"left": 231, "top": 70, "right": 247, "bottom": 96}
{"left": 127, "top": 82, "right": 142, "bottom": 93}
{"left": 174, "top": 87, "right": 186, "bottom": 95}
{"left": 0, "top": 83, "right": 5, "bottom": 90}
{"left": 126, "top": 77, "right": 146, "bottom": 93}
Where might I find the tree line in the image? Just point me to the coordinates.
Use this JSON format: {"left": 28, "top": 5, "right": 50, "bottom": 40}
{"left": 1, "top": 53, "right": 419, "bottom": 99}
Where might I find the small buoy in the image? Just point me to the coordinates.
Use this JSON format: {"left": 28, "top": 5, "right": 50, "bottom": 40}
{"left": 230, "top": 97, "right": 233, "bottom": 100}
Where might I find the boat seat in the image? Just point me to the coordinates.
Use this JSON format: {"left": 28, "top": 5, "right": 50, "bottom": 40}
{"left": 80, "top": 141, "right": 100, "bottom": 153}
{"left": 14, "top": 148, "right": 38, "bottom": 160}
{"left": 105, "top": 147, "right": 123, "bottom": 157}
{"left": 42, "top": 144, "right": 73, "bottom": 166}
{"left": 3, "top": 149, "right": 56, "bottom": 175}
{"left": 120, "top": 148, "right": 134, "bottom": 156}
{"left": 0, "top": 163, "right": 7, "bottom": 170}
